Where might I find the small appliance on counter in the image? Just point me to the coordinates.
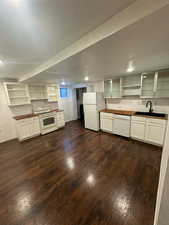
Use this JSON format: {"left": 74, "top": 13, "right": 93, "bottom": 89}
{"left": 83, "top": 92, "right": 105, "bottom": 131}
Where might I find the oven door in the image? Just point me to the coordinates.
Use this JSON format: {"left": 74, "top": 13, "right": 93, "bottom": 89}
{"left": 40, "top": 116, "right": 56, "bottom": 129}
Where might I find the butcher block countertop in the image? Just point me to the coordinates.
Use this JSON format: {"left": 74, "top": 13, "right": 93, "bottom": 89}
{"left": 13, "top": 109, "right": 64, "bottom": 120}
{"left": 100, "top": 109, "right": 136, "bottom": 116}
{"left": 100, "top": 109, "right": 168, "bottom": 120}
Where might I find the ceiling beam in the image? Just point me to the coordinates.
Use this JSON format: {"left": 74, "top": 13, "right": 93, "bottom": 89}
{"left": 20, "top": 0, "right": 169, "bottom": 82}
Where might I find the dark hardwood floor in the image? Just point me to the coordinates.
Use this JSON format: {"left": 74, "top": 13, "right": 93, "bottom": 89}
{"left": 0, "top": 120, "right": 161, "bottom": 225}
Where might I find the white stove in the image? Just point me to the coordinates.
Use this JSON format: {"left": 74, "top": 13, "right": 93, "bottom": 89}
{"left": 33, "top": 107, "right": 58, "bottom": 135}
{"left": 39, "top": 112, "right": 58, "bottom": 135}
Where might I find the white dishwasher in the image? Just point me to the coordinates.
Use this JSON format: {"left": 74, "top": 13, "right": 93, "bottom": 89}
{"left": 112, "top": 114, "right": 131, "bottom": 137}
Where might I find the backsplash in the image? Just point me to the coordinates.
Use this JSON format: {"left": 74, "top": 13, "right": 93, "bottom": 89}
{"left": 10, "top": 100, "right": 58, "bottom": 116}
{"left": 106, "top": 98, "right": 169, "bottom": 114}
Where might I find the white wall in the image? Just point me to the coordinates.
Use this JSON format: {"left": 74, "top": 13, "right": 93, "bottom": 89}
{"left": 106, "top": 98, "right": 169, "bottom": 114}
{"left": 58, "top": 87, "right": 78, "bottom": 122}
{"left": 0, "top": 83, "right": 17, "bottom": 143}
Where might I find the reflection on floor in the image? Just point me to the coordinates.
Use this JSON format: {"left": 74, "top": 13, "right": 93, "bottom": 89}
{"left": 0, "top": 120, "right": 161, "bottom": 225}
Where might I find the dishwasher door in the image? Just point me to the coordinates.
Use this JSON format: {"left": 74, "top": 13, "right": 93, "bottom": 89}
{"left": 113, "top": 114, "right": 131, "bottom": 137}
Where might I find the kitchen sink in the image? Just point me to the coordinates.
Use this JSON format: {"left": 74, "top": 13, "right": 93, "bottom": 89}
{"left": 135, "top": 111, "right": 166, "bottom": 118}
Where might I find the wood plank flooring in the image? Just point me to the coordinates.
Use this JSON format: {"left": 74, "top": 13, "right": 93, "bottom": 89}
{"left": 0, "top": 120, "right": 161, "bottom": 225}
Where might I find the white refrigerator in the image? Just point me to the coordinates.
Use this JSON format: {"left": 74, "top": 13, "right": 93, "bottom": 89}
{"left": 83, "top": 92, "right": 105, "bottom": 131}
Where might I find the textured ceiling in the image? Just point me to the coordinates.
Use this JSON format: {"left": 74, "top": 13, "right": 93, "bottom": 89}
{"left": 27, "top": 5, "right": 169, "bottom": 84}
{"left": 0, "top": 0, "right": 135, "bottom": 78}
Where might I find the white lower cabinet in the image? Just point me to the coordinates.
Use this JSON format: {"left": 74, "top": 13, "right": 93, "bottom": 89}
{"left": 16, "top": 117, "right": 40, "bottom": 141}
{"left": 131, "top": 121, "right": 145, "bottom": 140}
{"left": 18, "top": 120, "right": 32, "bottom": 140}
{"left": 30, "top": 117, "right": 41, "bottom": 137}
{"left": 100, "top": 118, "right": 113, "bottom": 132}
{"left": 131, "top": 116, "right": 146, "bottom": 140}
{"left": 145, "top": 120, "right": 166, "bottom": 145}
{"left": 100, "top": 113, "right": 131, "bottom": 137}
{"left": 56, "top": 111, "right": 65, "bottom": 128}
{"left": 131, "top": 116, "right": 167, "bottom": 146}
{"left": 100, "top": 113, "right": 167, "bottom": 146}
{"left": 100, "top": 112, "right": 113, "bottom": 133}
{"left": 16, "top": 111, "right": 65, "bottom": 141}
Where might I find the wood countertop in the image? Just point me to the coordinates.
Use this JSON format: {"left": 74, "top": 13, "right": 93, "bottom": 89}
{"left": 100, "top": 109, "right": 168, "bottom": 120}
{"left": 13, "top": 109, "right": 64, "bottom": 120}
{"left": 100, "top": 109, "right": 136, "bottom": 116}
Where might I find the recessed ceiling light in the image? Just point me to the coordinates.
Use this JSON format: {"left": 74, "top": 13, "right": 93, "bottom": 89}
{"left": 84, "top": 76, "right": 89, "bottom": 81}
{"left": 0, "top": 60, "right": 4, "bottom": 66}
{"left": 61, "top": 81, "right": 65, "bottom": 85}
{"left": 127, "top": 67, "right": 134, "bottom": 73}
{"left": 127, "top": 60, "right": 135, "bottom": 73}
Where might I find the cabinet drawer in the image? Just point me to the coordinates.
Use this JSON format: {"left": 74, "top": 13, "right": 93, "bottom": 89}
{"left": 100, "top": 118, "right": 113, "bottom": 132}
{"left": 131, "top": 116, "right": 146, "bottom": 122}
{"left": 113, "top": 114, "right": 130, "bottom": 120}
{"left": 57, "top": 112, "right": 64, "bottom": 116}
{"left": 145, "top": 123, "right": 166, "bottom": 145}
{"left": 57, "top": 113, "right": 64, "bottom": 117}
{"left": 57, "top": 115, "right": 64, "bottom": 120}
{"left": 131, "top": 121, "right": 145, "bottom": 140}
{"left": 147, "top": 118, "right": 166, "bottom": 125}
{"left": 18, "top": 118, "right": 33, "bottom": 124}
{"left": 32, "top": 116, "right": 39, "bottom": 121}
{"left": 100, "top": 112, "right": 113, "bottom": 118}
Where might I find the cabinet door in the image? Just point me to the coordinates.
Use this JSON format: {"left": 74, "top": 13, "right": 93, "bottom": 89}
{"left": 100, "top": 118, "right": 113, "bottom": 132}
{"left": 47, "top": 85, "right": 58, "bottom": 102}
{"left": 131, "top": 121, "right": 145, "bottom": 140}
{"left": 112, "top": 78, "right": 121, "bottom": 98}
{"left": 31, "top": 117, "right": 40, "bottom": 136}
{"left": 57, "top": 119, "right": 65, "bottom": 128}
{"left": 4, "top": 82, "right": 31, "bottom": 106}
{"left": 155, "top": 71, "right": 169, "bottom": 98}
{"left": 104, "top": 80, "right": 112, "bottom": 98}
{"left": 18, "top": 120, "right": 31, "bottom": 140}
{"left": 141, "top": 73, "right": 156, "bottom": 98}
{"left": 17, "top": 118, "right": 40, "bottom": 141}
{"left": 56, "top": 112, "right": 65, "bottom": 128}
{"left": 145, "top": 123, "right": 166, "bottom": 145}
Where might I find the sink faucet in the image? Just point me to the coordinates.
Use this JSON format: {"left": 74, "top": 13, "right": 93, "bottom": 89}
{"left": 146, "top": 101, "right": 153, "bottom": 113}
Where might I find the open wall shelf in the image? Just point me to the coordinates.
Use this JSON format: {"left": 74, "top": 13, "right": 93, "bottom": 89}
{"left": 4, "top": 83, "right": 59, "bottom": 106}
{"left": 104, "top": 71, "right": 169, "bottom": 99}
